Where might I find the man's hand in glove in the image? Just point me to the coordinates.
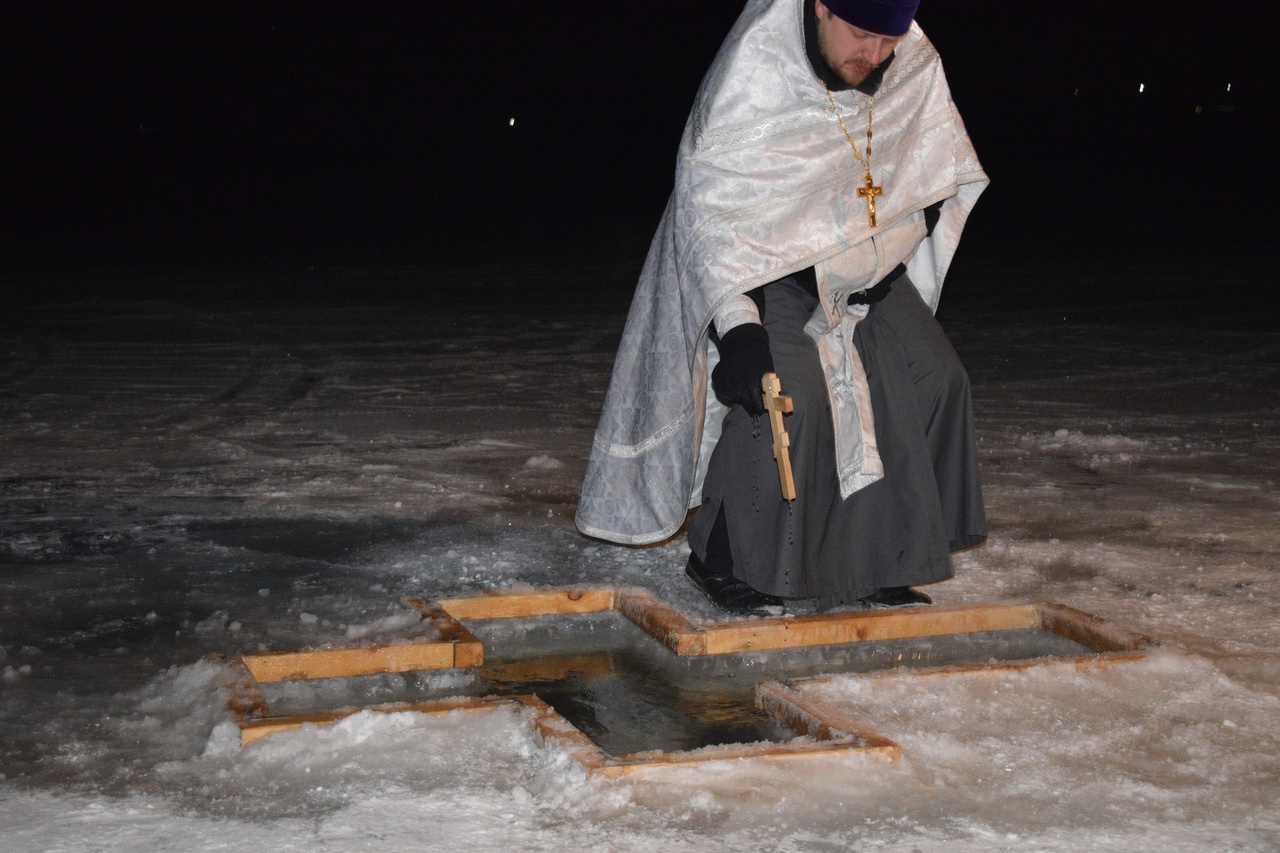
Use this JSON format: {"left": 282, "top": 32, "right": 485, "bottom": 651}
{"left": 711, "top": 323, "right": 774, "bottom": 416}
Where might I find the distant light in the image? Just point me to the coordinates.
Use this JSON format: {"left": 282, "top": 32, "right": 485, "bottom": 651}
{"left": 509, "top": 117, "right": 516, "bottom": 127}
{"left": 1138, "top": 83, "right": 1145, "bottom": 93}
{"left": 1226, "top": 83, "right": 1232, "bottom": 92}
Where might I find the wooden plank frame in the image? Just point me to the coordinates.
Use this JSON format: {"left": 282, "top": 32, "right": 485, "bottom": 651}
{"left": 236, "top": 600, "right": 483, "bottom": 684}
{"left": 222, "top": 587, "right": 1154, "bottom": 776}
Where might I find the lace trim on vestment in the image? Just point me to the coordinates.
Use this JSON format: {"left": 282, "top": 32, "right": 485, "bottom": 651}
{"left": 592, "top": 402, "right": 695, "bottom": 458}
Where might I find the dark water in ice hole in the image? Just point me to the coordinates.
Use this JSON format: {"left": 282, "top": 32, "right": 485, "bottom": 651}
{"left": 261, "top": 612, "right": 1094, "bottom": 758}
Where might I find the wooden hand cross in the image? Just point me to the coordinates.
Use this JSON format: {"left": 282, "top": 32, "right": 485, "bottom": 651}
{"left": 761, "top": 372, "right": 796, "bottom": 501}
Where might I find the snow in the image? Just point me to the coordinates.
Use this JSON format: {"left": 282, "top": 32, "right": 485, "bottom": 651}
{"left": 2, "top": 257, "right": 1278, "bottom": 850}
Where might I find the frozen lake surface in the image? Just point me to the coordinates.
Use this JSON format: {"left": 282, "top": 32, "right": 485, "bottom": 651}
{"left": 2, "top": 255, "right": 1279, "bottom": 850}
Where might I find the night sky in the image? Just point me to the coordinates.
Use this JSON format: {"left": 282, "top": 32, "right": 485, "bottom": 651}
{"left": 3, "top": 2, "right": 1275, "bottom": 289}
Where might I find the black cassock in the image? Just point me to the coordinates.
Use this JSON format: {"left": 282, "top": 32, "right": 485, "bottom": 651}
{"left": 688, "top": 271, "right": 986, "bottom": 611}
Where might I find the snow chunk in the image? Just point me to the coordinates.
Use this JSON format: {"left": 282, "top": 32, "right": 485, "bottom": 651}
{"left": 344, "top": 609, "right": 423, "bottom": 641}
{"left": 194, "top": 610, "right": 230, "bottom": 633}
{"left": 1024, "top": 429, "right": 1148, "bottom": 453}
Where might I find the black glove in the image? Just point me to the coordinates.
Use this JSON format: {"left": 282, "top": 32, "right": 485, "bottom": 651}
{"left": 711, "top": 323, "right": 774, "bottom": 416}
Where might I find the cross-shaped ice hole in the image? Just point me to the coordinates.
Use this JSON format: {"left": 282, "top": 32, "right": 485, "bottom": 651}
{"left": 442, "top": 610, "right": 1101, "bottom": 757}
{"left": 227, "top": 588, "right": 1154, "bottom": 775}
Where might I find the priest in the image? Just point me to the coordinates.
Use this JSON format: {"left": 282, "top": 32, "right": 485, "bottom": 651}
{"left": 576, "top": 0, "right": 988, "bottom": 613}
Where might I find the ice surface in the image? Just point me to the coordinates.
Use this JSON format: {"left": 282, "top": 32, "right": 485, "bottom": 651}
{"left": 2, "top": 260, "right": 1278, "bottom": 850}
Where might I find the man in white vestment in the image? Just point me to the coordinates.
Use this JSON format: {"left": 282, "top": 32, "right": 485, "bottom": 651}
{"left": 576, "top": 0, "right": 988, "bottom": 613}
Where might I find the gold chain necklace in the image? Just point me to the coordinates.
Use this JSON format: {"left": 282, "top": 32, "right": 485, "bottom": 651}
{"left": 823, "top": 81, "right": 883, "bottom": 227}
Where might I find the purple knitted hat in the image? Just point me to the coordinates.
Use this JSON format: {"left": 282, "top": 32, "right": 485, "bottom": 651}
{"left": 820, "top": 0, "right": 920, "bottom": 36}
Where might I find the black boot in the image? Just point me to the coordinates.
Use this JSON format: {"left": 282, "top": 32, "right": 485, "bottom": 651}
{"left": 685, "top": 553, "right": 784, "bottom": 615}
{"left": 857, "top": 586, "right": 933, "bottom": 608}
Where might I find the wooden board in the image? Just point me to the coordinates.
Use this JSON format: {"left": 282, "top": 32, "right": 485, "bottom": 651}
{"left": 698, "top": 601, "right": 1041, "bottom": 655}
{"left": 240, "top": 641, "right": 461, "bottom": 683}
{"left": 755, "top": 680, "right": 901, "bottom": 757}
{"left": 514, "top": 693, "right": 613, "bottom": 775}
{"left": 211, "top": 653, "right": 271, "bottom": 719}
{"left": 411, "top": 599, "right": 484, "bottom": 668}
{"left": 435, "top": 587, "right": 615, "bottom": 621}
{"left": 1033, "top": 599, "right": 1152, "bottom": 653}
{"left": 614, "top": 587, "right": 706, "bottom": 655}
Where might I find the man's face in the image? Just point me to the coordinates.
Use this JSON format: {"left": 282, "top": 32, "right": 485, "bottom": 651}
{"left": 814, "top": 0, "right": 907, "bottom": 86}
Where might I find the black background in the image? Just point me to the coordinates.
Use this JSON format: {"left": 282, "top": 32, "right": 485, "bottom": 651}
{"left": 3, "top": 2, "right": 1275, "bottom": 299}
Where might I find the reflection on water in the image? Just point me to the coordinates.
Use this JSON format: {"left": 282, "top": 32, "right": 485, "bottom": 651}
{"left": 259, "top": 612, "right": 1094, "bottom": 758}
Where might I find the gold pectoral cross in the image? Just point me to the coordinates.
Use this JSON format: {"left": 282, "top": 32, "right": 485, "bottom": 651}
{"left": 857, "top": 171, "right": 883, "bottom": 227}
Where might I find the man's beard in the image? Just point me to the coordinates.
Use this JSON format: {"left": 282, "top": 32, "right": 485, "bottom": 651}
{"left": 818, "top": 37, "right": 879, "bottom": 86}
{"left": 832, "top": 57, "right": 877, "bottom": 86}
